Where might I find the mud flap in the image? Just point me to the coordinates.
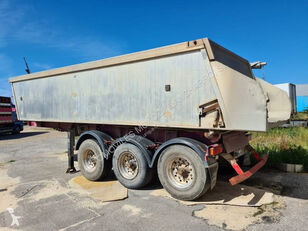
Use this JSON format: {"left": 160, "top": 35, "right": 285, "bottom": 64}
{"left": 208, "top": 162, "right": 219, "bottom": 189}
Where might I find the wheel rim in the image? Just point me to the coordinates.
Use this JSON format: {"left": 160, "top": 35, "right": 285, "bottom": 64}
{"left": 118, "top": 152, "right": 139, "bottom": 180}
{"left": 83, "top": 150, "right": 97, "bottom": 172}
{"left": 167, "top": 157, "right": 195, "bottom": 189}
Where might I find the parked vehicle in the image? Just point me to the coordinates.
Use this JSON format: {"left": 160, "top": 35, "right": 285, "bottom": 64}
{"left": 9, "top": 38, "right": 291, "bottom": 200}
{"left": 275, "top": 83, "right": 297, "bottom": 115}
{"left": 0, "top": 96, "right": 24, "bottom": 134}
{"left": 296, "top": 84, "right": 308, "bottom": 112}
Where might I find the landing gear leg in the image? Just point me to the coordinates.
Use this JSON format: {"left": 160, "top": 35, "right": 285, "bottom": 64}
{"left": 66, "top": 127, "right": 77, "bottom": 173}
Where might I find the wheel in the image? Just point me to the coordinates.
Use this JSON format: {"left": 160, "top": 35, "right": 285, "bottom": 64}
{"left": 78, "top": 139, "right": 111, "bottom": 181}
{"left": 113, "top": 143, "right": 153, "bottom": 189}
{"left": 157, "top": 145, "right": 210, "bottom": 201}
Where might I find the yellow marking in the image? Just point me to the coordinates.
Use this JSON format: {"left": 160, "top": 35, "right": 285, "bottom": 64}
{"left": 73, "top": 176, "right": 115, "bottom": 189}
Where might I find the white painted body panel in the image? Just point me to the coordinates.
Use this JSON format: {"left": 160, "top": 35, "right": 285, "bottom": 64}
{"left": 10, "top": 38, "right": 291, "bottom": 131}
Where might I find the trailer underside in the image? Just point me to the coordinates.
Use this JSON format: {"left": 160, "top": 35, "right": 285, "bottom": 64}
{"left": 30, "top": 121, "right": 267, "bottom": 200}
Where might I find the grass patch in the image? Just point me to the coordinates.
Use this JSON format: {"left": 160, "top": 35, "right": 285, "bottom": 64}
{"left": 291, "top": 112, "right": 308, "bottom": 120}
{"left": 250, "top": 127, "right": 308, "bottom": 171}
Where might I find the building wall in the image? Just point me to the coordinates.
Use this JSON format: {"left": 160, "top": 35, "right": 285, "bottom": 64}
{"left": 297, "top": 96, "right": 308, "bottom": 112}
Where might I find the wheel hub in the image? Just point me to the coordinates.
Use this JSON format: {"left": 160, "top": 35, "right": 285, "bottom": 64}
{"left": 118, "top": 152, "right": 139, "bottom": 179}
{"left": 83, "top": 150, "right": 97, "bottom": 172}
{"left": 168, "top": 157, "right": 194, "bottom": 188}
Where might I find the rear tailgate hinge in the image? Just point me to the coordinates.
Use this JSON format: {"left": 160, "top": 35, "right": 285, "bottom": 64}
{"left": 199, "top": 99, "right": 225, "bottom": 128}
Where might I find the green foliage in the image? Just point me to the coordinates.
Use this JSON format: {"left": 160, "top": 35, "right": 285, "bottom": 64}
{"left": 250, "top": 127, "right": 308, "bottom": 171}
{"left": 292, "top": 112, "right": 308, "bottom": 120}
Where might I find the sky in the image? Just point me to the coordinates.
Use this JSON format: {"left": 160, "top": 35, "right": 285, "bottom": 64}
{"left": 0, "top": 0, "right": 307, "bottom": 97}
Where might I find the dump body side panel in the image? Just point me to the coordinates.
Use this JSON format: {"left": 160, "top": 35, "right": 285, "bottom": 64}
{"left": 205, "top": 40, "right": 268, "bottom": 131}
{"left": 10, "top": 38, "right": 291, "bottom": 132}
{"left": 256, "top": 78, "right": 291, "bottom": 127}
{"left": 12, "top": 50, "right": 219, "bottom": 129}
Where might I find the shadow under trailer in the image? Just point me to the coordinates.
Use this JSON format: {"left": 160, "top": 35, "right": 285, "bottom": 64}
{"left": 9, "top": 38, "right": 291, "bottom": 200}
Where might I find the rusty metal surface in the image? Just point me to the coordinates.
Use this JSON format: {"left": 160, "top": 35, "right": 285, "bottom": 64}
{"left": 222, "top": 132, "right": 249, "bottom": 153}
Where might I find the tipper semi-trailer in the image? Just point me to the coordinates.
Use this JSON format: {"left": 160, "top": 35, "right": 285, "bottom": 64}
{"left": 9, "top": 38, "right": 291, "bottom": 200}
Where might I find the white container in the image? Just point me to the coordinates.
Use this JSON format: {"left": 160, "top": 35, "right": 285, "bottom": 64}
{"left": 275, "top": 83, "right": 297, "bottom": 114}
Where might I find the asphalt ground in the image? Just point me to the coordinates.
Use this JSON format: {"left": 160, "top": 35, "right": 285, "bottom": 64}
{"left": 0, "top": 126, "right": 307, "bottom": 231}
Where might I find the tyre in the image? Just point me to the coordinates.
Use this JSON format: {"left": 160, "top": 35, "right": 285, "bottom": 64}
{"left": 157, "top": 145, "right": 210, "bottom": 200}
{"left": 78, "top": 139, "right": 111, "bottom": 181}
{"left": 113, "top": 143, "right": 153, "bottom": 189}
{"left": 237, "top": 155, "right": 245, "bottom": 166}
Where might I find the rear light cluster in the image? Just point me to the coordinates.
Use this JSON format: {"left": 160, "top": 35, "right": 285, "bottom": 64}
{"left": 205, "top": 144, "right": 224, "bottom": 161}
{"left": 209, "top": 144, "right": 224, "bottom": 156}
